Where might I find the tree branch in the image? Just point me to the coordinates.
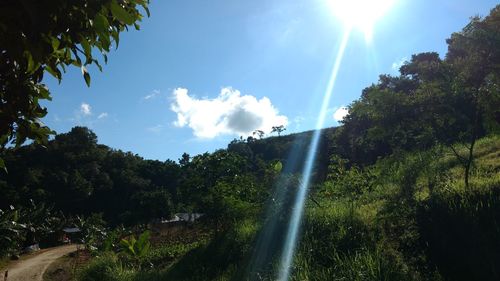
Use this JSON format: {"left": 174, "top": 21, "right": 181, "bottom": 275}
{"left": 448, "top": 144, "right": 467, "bottom": 165}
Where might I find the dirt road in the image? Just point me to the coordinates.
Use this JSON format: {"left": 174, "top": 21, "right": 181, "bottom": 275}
{"left": 3, "top": 245, "right": 78, "bottom": 281}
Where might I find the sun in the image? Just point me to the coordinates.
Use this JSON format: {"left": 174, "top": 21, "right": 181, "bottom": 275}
{"left": 328, "top": 0, "right": 395, "bottom": 42}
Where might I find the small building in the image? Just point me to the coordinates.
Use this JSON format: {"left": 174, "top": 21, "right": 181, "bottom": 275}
{"left": 151, "top": 213, "right": 204, "bottom": 236}
{"left": 162, "top": 213, "right": 204, "bottom": 223}
{"left": 62, "top": 227, "right": 81, "bottom": 244}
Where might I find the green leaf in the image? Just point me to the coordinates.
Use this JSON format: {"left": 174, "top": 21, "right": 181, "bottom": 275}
{"left": 138, "top": 0, "right": 150, "bottom": 17}
{"left": 119, "top": 238, "right": 130, "bottom": 248}
{"left": 80, "top": 37, "right": 91, "bottom": 57}
{"left": 94, "top": 59, "right": 103, "bottom": 72}
{"left": 273, "top": 161, "right": 283, "bottom": 173}
{"left": 0, "top": 157, "right": 7, "bottom": 173}
{"left": 99, "top": 35, "right": 111, "bottom": 52}
{"left": 111, "top": 30, "right": 120, "bottom": 48}
{"left": 81, "top": 66, "right": 91, "bottom": 87}
{"left": 83, "top": 72, "right": 91, "bottom": 87}
{"left": 0, "top": 134, "right": 8, "bottom": 147}
{"left": 143, "top": 6, "right": 150, "bottom": 17}
{"left": 136, "top": 230, "right": 150, "bottom": 251}
{"left": 37, "top": 85, "right": 51, "bottom": 100}
{"left": 51, "top": 37, "right": 60, "bottom": 51}
{"left": 45, "top": 65, "right": 62, "bottom": 81}
{"left": 93, "top": 14, "right": 109, "bottom": 34}
{"left": 24, "top": 51, "right": 35, "bottom": 73}
{"left": 110, "top": 1, "right": 135, "bottom": 25}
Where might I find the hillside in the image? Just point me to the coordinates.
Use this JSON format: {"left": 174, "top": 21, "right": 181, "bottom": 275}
{"left": 76, "top": 135, "right": 500, "bottom": 281}
{"left": 228, "top": 127, "right": 338, "bottom": 181}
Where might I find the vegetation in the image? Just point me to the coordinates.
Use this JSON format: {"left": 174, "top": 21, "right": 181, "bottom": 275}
{"left": 0, "top": 0, "right": 150, "bottom": 167}
{"left": 0, "top": 3, "right": 499, "bottom": 281}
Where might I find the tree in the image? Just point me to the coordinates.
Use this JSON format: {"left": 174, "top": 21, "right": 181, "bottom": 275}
{"left": 271, "top": 125, "right": 286, "bottom": 137}
{"left": 1, "top": 126, "right": 183, "bottom": 226}
{"left": 253, "top": 130, "right": 265, "bottom": 139}
{"left": 334, "top": 23, "right": 499, "bottom": 178}
{"left": 333, "top": 69, "right": 428, "bottom": 165}
{"left": 0, "top": 0, "right": 150, "bottom": 168}
{"left": 443, "top": 6, "right": 500, "bottom": 189}
{"left": 178, "top": 153, "right": 191, "bottom": 167}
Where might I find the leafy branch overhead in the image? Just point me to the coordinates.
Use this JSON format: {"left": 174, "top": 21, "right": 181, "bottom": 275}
{"left": 0, "top": 0, "right": 150, "bottom": 155}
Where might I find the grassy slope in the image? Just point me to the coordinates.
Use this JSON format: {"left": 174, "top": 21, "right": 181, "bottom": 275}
{"left": 78, "top": 135, "right": 500, "bottom": 281}
{"left": 294, "top": 135, "right": 500, "bottom": 281}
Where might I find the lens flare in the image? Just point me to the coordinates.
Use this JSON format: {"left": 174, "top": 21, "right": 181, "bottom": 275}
{"left": 277, "top": 28, "right": 351, "bottom": 281}
{"left": 328, "top": 0, "right": 395, "bottom": 42}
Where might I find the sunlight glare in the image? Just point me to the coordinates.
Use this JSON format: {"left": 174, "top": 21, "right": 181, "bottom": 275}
{"left": 328, "top": 0, "right": 395, "bottom": 42}
{"left": 278, "top": 29, "right": 351, "bottom": 281}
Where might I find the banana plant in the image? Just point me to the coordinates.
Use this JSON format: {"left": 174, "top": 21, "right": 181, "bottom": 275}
{"left": 119, "top": 230, "right": 151, "bottom": 258}
{"left": 0, "top": 206, "right": 25, "bottom": 256}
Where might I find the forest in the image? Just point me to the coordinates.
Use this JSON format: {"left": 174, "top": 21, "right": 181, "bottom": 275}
{"left": 0, "top": 2, "right": 499, "bottom": 281}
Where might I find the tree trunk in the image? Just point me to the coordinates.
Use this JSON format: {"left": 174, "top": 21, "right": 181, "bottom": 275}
{"left": 464, "top": 107, "right": 480, "bottom": 191}
{"left": 464, "top": 136, "right": 476, "bottom": 190}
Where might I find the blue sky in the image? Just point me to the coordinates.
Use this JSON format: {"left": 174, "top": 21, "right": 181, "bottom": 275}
{"left": 42, "top": 0, "right": 498, "bottom": 161}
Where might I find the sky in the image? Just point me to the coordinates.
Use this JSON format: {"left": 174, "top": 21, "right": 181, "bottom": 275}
{"left": 42, "top": 0, "right": 498, "bottom": 161}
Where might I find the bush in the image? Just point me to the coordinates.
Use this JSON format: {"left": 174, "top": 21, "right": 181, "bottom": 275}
{"left": 78, "top": 253, "right": 134, "bottom": 281}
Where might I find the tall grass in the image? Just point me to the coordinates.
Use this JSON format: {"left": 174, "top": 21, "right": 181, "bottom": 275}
{"left": 78, "top": 253, "right": 135, "bottom": 281}
{"left": 292, "top": 249, "right": 410, "bottom": 281}
{"left": 417, "top": 186, "right": 500, "bottom": 281}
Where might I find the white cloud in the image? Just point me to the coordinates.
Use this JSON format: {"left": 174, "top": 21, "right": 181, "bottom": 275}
{"left": 391, "top": 57, "right": 407, "bottom": 73}
{"left": 144, "top": 89, "right": 160, "bottom": 100}
{"left": 97, "top": 112, "right": 108, "bottom": 119}
{"left": 80, "top": 103, "right": 92, "bottom": 115}
{"left": 170, "top": 87, "right": 288, "bottom": 138}
{"left": 333, "top": 107, "right": 349, "bottom": 122}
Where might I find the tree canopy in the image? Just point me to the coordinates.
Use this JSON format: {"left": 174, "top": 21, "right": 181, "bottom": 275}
{"left": 334, "top": 5, "right": 500, "bottom": 167}
{"left": 0, "top": 0, "right": 150, "bottom": 167}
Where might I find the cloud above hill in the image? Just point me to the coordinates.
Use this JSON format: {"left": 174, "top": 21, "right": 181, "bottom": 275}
{"left": 333, "top": 106, "right": 349, "bottom": 122}
{"left": 171, "top": 87, "right": 288, "bottom": 138}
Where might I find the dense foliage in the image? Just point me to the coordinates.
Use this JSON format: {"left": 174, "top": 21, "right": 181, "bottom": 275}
{"left": 0, "top": 0, "right": 149, "bottom": 163}
{"left": 0, "top": 127, "right": 178, "bottom": 226}
{"left": 335, "top": 6, "right": 500, "bottom": 168}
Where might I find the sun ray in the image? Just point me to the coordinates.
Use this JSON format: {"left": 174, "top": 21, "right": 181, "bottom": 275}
{"left": 277, "top": 28, "right": 352, "bottom": 281}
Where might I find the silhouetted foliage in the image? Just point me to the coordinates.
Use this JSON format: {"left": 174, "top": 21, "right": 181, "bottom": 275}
{"left": 0, "top": 0, "right": 150, "bottom": 167}
{"left": 0, "top": 127, "right": 178, "bottom": 226}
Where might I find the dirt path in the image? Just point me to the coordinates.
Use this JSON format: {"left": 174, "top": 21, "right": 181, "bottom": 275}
{"left": 3, "top": 245, "right": 78, "bottom": 281}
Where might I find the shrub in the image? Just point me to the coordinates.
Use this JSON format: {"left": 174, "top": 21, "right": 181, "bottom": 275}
{"left": 78, "top": 253, "right": 134, "bottom": 281}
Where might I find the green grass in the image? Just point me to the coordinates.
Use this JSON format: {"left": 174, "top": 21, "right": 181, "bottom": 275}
{"left": 141, "top": 240, "right": 206, "bottom": 269}
{"left": 77, "top": 135, "right": 500, "bottom": 281}
{"left": 432, "top": 135, "right": 500, "bottom": 192}
{"left": 291, "top": 249, "right": 411, "bottom": 281}
{"left": 77, "top": 253, "right": 135, "bottom": 281}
